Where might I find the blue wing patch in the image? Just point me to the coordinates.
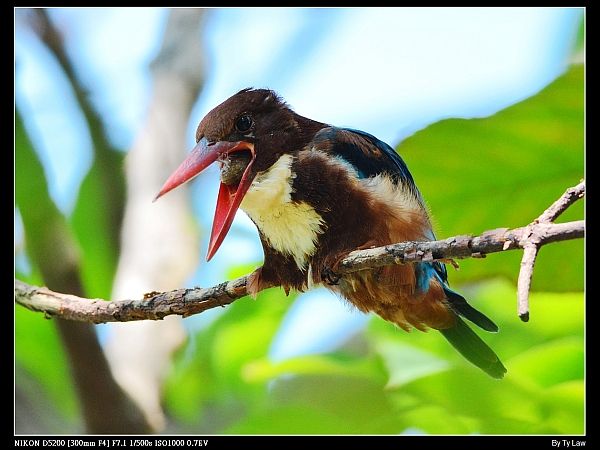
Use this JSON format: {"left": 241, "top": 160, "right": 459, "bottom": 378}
{"left": 416, "top": 260, "right": 497, "bottom": 332}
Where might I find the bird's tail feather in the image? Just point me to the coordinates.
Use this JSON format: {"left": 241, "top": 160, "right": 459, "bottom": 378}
{"left": 439, "top": 316, "right": 507, "bottom": 379}
{"left": 443, "top": 285, "right": 499, "bottom": 332}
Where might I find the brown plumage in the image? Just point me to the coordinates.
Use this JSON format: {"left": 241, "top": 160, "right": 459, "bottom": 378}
{"left": 156, "top": 88, "right": 506, "bottom": 378}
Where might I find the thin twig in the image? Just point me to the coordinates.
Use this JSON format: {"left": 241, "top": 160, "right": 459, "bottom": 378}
{"left": 536, "top": 180, "right": 585, "bottom": 224}
{"left": 15, "top": 219, "right": 584, "bottom": 324}
{"left": 516, "top": 181, "right": 585, "bottom": 321}
{"left": 517, "top": 244, "right": 538, "bottom": 322}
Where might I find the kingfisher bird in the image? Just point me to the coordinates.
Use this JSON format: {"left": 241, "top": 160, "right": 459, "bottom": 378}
{"left": 156, "top": 88, "right": 506, "bottom": 378}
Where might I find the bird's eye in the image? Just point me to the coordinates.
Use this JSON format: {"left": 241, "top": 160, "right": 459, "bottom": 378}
{"left": 235, "top": 114, "right": 253, "bottom": 133}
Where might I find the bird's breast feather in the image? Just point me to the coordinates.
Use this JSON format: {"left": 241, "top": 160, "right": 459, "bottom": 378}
{"left": 241, "top": 154, "right": 325, "bottom": 270}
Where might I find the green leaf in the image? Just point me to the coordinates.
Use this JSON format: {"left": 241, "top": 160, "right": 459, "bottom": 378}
{"left": 265, "top": 375, "right": 397, "bottom": 433}
{"left": 163, "top": 287, "right": 293, "bottom": 422}
{"left": 15, "top": 308, "right": 78, "bottom": 419}
{"left": 226, "top": 405, "right": 352, "bottom": 434}
{"left": 70, "top": 147, "right": 125, "bottom": 299}
{"left": 542, "top": 381, "right": 584, "bottom": 434}
{"left": 507, "top": 338, "right": 583, "bottom": 388}
{"left": 209, "top": 289, "right": 291, "bottom": 383}
{"left": 458, "top": 279, "right": 584, "bottom": 361}
{"left": 399, "top": 405, "right": 479, "bottom": 434}
{"left": 363, "top": 276, "right": 583, "bottom": 434}
{"left": 375, "top": 340, "right": 449, "bottom": 388}
{"left": 399, "top": 368, "right": 542, "bottom": 423}
{"left": 242, "top": 354, "right": 379, "bottom": 384}
{"left": 226, "top": 262, "right": 262, "bottom": 280}
{"left": 161, "top": 358, "right": 209, "bottom": 423}
{"left": 211, "top": 313, "right": 285, "bottom": 384}
{"left": 398, "top": 66, "right": 583, "bottom": 291}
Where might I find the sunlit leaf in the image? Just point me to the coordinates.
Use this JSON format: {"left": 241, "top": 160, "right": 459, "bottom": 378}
{"left": 70, "top": 149, "right": 125, "bottom": 299}
{"left": 211, "top": 314, "right": 285, "bottom": 384}
{"left": 242, "top": 354, "right": 379, "bottom": 384}
{"left": 399, "top": 405, "right": 479, "bottom": 434}
{"left": 265, "top": 375, "right": 397, "bottom": 433}
{"left": 542, "top": 381, "right": 584, "bottom": 434}
{"left": 163, "top": 286, "right": 293, "bottom": 423}
{"left": 375, "top": 340, "right": 449, "bottom": 388}
{"left": 401, "top": 368, "right": 543, "bottom": 423}
{"left": 210, "top": 289, "right": 291, "bottom": 383}
{"left": 226, "top": 405, "right": 352, "bottom": 434}
{"left": 226, "top": 262, "right": 262, "bottom": 280}
{"left": 507, "top": 338, "right": 583, "bottom": 388}
{"left": 363, "top": 277, "right": 583, "bottom": 434}
{"left": 472, "top": 279, "right": 584, "bottom": 338}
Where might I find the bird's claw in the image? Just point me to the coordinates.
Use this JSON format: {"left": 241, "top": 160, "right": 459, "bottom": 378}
{"left": 322, "top": 268, "right": 341, "bottom": 286}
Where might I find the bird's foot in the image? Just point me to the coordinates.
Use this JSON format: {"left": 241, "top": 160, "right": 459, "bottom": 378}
{"left": 441, "top": 258, "right": 460, "bottom": 270}
{"left": 247, "top": 266, "right": 294, "bottom": 297}
{"left": 246, "top": 267, "right": 263, "bottom": 299}
{"left": 322, "top": 267, "right": 342, "bottom": 286}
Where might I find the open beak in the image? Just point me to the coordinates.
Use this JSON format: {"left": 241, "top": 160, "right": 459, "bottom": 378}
{"left": 155, "top": 137, "right": 256, "bottom": 261}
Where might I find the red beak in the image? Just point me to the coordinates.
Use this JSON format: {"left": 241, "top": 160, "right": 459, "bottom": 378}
{"left": 155, "top": 137, "right": 256, "bottom": 261}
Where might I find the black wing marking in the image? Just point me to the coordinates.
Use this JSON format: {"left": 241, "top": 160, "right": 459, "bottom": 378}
{"left": 311, "top": 126, "right": 419, "bottom": 195}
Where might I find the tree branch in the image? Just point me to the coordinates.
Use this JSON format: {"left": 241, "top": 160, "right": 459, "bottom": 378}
{"left": 15, "top": 209, "right": 584, "bottom": 324}
{"left": 535, "top": 180, "right": 585, "bottom": 224}
{"left": 516, "top": 180, "right": 585, "bottom": 321}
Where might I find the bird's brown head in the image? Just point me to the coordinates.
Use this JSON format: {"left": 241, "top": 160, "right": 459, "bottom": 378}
{"left": 155, "top": 88, "right": 324, "bottom": 260}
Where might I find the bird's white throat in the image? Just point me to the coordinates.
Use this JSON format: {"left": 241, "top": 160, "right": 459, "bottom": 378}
{"left": 241, "top": 154, "right": 324, "bottom": 270}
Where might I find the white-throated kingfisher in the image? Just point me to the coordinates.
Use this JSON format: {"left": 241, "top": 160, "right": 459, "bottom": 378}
{"left": 156, "top": 88, "right": 506, "bottom": 378}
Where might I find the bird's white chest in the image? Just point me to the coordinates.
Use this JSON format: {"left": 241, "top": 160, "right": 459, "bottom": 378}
{"left": 240, "top": 154, "right": 324, "bottom": 270}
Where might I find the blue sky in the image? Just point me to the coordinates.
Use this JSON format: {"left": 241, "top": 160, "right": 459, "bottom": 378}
{"left": 15, "top": 7, "right": 583, "bottom": 359}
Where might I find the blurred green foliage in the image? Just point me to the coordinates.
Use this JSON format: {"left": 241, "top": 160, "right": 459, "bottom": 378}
{"left": 161, "top": 279, "right": 583, "bottom": 434}
{"left": 71, "top": 148, "right": 125, "bottom": 299}
{"left": 15, "top": 65, "right": 584, "bottom": 434}
{"left": 15, "top": 112, "right": 80, "bottom": 427}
